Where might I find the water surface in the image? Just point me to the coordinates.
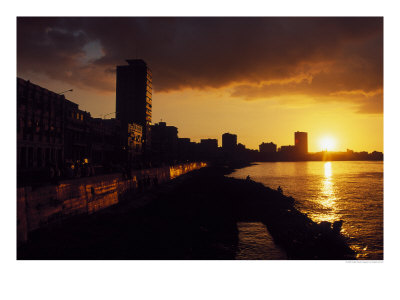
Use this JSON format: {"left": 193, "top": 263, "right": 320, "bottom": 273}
{"left": 229, "top": 161, "right": 383, "bottom": 259}
{"left": 236, "top": 222, "right": 287, "bottom": 260}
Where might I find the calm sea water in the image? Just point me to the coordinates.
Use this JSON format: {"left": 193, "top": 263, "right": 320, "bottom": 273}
{"left": 229, "top": 161, "right": 383, "bottom": 260}
{"left": 236, "top": 222, "right": 287, "bottom": 260}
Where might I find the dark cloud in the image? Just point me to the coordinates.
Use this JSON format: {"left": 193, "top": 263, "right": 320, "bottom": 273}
{"left": 17, "top": 17, "right": 383, "bottom": 113}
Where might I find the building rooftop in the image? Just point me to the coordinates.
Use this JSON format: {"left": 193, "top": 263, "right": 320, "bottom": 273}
{"left": 125, "top": 59, "right": 147, "bottom": 67}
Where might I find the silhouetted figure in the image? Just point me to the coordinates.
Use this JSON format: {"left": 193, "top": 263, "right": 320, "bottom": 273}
{"left": 246, "top": 175, "right": 251, "bottom": 182}
{"left": 277, "top": 186, "right": 283, "bottom": 194}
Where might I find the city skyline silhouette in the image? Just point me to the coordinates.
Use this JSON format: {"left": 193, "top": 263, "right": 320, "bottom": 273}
{"left": 17, "top": 17, "right": 383, "bottom": 152}
{"left": 16, "top": 16, "right": 384, "bottom": 260}
{"left": 8, "top": 3, "right": 397, "bottom": 300}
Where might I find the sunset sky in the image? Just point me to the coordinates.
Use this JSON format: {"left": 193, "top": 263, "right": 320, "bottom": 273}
{"left": 17, "top": 17, "right": 383, "bottom": 152}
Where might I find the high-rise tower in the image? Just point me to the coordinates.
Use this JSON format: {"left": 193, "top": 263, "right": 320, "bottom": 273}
{"left": 116, "top": 59, "right": 152, "bottom": 151}
{"left": 294, "top": 131, "right": 308, "bottom": 155}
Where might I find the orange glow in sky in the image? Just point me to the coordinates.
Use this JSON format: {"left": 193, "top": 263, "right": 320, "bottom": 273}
{"left": 16, "top": 17, "right": 383, "bottom": 153}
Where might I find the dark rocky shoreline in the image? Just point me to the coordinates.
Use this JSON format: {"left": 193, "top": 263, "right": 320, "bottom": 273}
{"left": 18, "top": 164, "right": 356, "bottom": 260}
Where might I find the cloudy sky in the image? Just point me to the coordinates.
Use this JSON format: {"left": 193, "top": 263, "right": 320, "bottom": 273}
{"left": 17, "top": 17, "right": 383, "bottom": 152}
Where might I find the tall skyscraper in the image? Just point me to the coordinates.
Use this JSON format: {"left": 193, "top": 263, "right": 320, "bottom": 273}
{"left": 294, "top": 131, "right": 308, "bottom": 155}
{"left": 116, "top": 59, "right": 152, "bottom": 151}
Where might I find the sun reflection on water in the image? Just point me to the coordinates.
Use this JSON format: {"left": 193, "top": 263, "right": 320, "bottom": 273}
{"left": 312, "top": 162, "right": 339, "bottom": 223}
{"left": 229, "top": 161, "right": 383, "bottom": 259}
{"left": 324, "top": 161, "right": 332, "bottom": 178}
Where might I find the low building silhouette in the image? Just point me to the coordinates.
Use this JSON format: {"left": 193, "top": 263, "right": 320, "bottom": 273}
{"left": 237, "top": 143, "right": 246, "bottom": 151}
{"left": 259, "top": 142, "right": 277, "bottom": 153}
{"left": 17, "top": 78, "right": 65, "bottom": 175}
{"left": 259, "top": 142, "right": 277, "bottom": 161}
{"left": 200, "top": 138, "right": 218, "bottom": 159}
{"left": 150, "top": 122, "right": 178, "bottom": 163}
{"left": 17, "top": 77, "right": 125, "bottom": 185}
{"left": 370, "top": 151, "right": 383, "bottom": 160}
{"left": 279, "top": 145, "right": 296, "bottom": 154}
{"left": 278, "top": 145, "right": 297, "bottom": 160}
{"left": 90, "top": 118, "right": 123, "bottom": 165}
{"left": 236, "top": 143, "right": 259, "bottom": 162}
{"left": 63, "top": 99, "right": 92, "bottom": 163}
{"left": 222, "top": 132, "right": 237, "bottom": 152}
{"left": 178, "top": 138, "right": 196, "bottom": 161}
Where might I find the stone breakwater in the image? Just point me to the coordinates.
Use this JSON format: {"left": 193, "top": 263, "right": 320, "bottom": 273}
{"left": 18, "top": 165, "right": 355, "bottom": 260}
{"left": 225, "top": 176, "right": 355, "bottom": 259}
{"left": 17, "top": 162, "right": 207, "bottom": 245}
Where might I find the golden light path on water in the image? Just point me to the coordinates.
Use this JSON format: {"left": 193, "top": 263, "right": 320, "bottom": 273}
{"left": 318, "top": 162, "right": 369, "bottom": 258}
{"left": 229, "top": 161, "right": 383, "bottom": 259}
{"left": 313, "top": 162, "right": 339, "bottom": 224}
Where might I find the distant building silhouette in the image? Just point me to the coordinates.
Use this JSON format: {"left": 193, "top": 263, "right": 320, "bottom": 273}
{"left": 116, "top": 59, "right": 152, "bottom": 153}
{"left": 236, "top": 143, "right": 259, "bottom": 162}
{"left": 259, "top": 142, "right": 277, "bottom": 161}
{"left": 150, "top": 122, "right": 178, "bottom": 163}
{"left": 200, "top": 138, "right": 218, "bottom": 159}
{"left": 279, "top": 145, "right": 297, "bottom": 160}
{"left": 200, "top": 139, "right": 218, "bottom": 149}
{"left": 222, "top": 133, "right": 237, "bottom": 152}
{"left": 370, "top": 151, "right": 384, "bottom": 160}
{"left": 90, "top": 118, "right": 123, "bottom": 164}
{"left": 178, "top": 138, "right": 191, "bottom": 145}
{"left": 259, "top": 142, "right": 277, "bottom": 153}
{"left": 237, "top": 143, "right": 246, "bottom": 151}
{"left": 178, "top": 138, "right": 194, "bottom": 161}
{"left": 17, "top": 73, "right": 383, "bottom": 185}
{"left": 295, "top": 131, "right": 308, "bottom": 155}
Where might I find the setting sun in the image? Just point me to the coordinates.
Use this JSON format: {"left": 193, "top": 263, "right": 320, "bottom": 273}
{"left": 320, "top": 137, "right": 336, "bottom": 151}
{"left": 15, "top": 16, "right": 384, "bottom": 265}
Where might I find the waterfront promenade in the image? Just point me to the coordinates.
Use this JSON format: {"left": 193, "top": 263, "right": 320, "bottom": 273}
{"left": 18, "top": 164, "right": 355, "bottom": 260}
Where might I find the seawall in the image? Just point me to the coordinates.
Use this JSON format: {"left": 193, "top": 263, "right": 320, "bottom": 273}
{"left": 17, "top": 162, "right": 207, "bottom": 245}
{"left": 18, "top": 165, "right": 355, "bottom": 259}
